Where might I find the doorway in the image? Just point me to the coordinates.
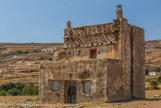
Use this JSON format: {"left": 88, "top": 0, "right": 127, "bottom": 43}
{"left": 65, "top": 81, "right": 77, "bottom": 104}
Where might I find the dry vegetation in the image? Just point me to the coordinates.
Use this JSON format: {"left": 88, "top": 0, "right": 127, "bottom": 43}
{"left": 0, "top": 40, "right": 160, "bottom": 86}
{"left": 0, "top": 43, "right": 63, "bottom": 86}
{"left": 0, "top": 90, "right": 161, "bottom": 108}
{"left": 145, "top": 40, "right": 161, "bottom": 67}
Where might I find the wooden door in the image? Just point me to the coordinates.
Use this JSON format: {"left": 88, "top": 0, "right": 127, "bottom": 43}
{"left": 65, "top": 81, "right": 77, "bottom": 104}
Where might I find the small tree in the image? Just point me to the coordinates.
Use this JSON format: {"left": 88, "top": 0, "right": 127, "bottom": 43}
{"left": 145, "top": 69, "right": 149, "bottom": 75}
{"left": 48, "top": 58, "right": 52, "bottom": 61}
{"left": 156, "top": 67, "right": 161, "bottom": 72}
{"left": 22, "top": 84, "right": 38, "bottom": 95}
{"left": 40, "top": 57, "right": 45, "bottom": 60}
{"left": 1, "top": 82, "right": 16, "bottom": 91}
{"left": 0, "top": 90, "right": 8, "bottom": 96}
{"left": 157, "top": 76, "right": 161, "bottom": 83}
{"left": 15, "top": 83, "right": 26, "bottom": 90}
{"left": 16, "top": 51, "right": 23, "bottom": 54}
{"left": 8, "top": 88, "right": 20, "bottom": 96}
{"left": 150, "top": 81, "right": 158, "bottom": 89}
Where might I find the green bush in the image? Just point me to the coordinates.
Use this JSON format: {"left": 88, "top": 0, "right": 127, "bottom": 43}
{"left": 8, "top": 88, "right": 20, "bottom": 96}
{"left": 15, "top": 83, "right": 26, "bottom": 90}
{"left": 22, "top": 51, "right": 29, "bottom": 54}
{"left": 157, "top": 76, "right": 161, "bottom": 83}
{"left": 48, "top": 58, "right": 52, "bottom": 61}
{"left": 33, "top": 50, "right": 40, "bottom": 53}
{"left": 16, "top": 51, "right": 29, "bottom": 55}
{"left": 150, "top": 81, "right": 158, "bottom": 89}
{"left": 22, "top": 84, "right": 39, "bottom": 96}
{"left": 0, "top": 85, "right": 2, "bottom": 91}
{"left": 156, "top": 67, "right": 161, "bottom": 72}
{"left": 145, "top": 87, "right": 150, "bottom": 90}
{"left": 1, "top": 82, "right": 16, "bottom": 91}
{"left": 145, "top": 69, "right": 149, "bottom": 75}
{"left": 1, "top": 53, "right": 13, "bottom": 57}
{"left": 0, "top": 90, "right": 8, "bottom": 96}
{"left": 16, "top": 51, "right": 23, "bottom": 54}
{"left": 40, "top": 57, "right": 45, "bottom": 60}
{"left": 0, "top": 50, "right": 29, "bottom": 58}
{"left": 0, "top": 83, "right": 38, "bottom": 96}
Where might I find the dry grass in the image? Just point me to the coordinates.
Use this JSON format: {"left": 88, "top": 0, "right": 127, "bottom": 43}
{"left": 145, "top": 76, "right": 161, "bottom": 89}
{"left": 0, "top": 90, "right": 161, "bottom": 108}
{"left": 0, "top": 96, "right": 38, "bottom": 103}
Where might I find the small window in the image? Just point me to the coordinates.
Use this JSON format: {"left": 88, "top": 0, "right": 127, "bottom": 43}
{"left": 83, "top": 81, "right": 92, "bottom": 94}
{"left": 78, "top": 50, "right": 81, "bottom": 56}
{"left": 52, "top": 81, "right": 58, "bottom": 92}
{"left": 69, "top": 51, "right": 71, "bottom": 55}
{"left": 89, "top": 49, "right": 97, "bottom": 59}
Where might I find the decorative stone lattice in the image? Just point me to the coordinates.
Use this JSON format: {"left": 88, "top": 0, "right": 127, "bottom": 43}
{"left": 64, "top": 23, "right": 120, "bottom": 48}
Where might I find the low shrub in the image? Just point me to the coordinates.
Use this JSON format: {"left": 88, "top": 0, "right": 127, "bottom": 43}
{"left": 145, "top": 69, "right": 149, "bottom": 75}
{"left": 0, "top": 90, "right": 8, "bottom": 96}
{"left": 150, "top": 81, "right": 159, "bottom": 90}
{"left": 48, "top": 58, "right": 52, "bottom": 61}
{"left": 0, "top": 51, "right": 29, "bottom": 58}
{"left": 33, "top": 50, "right": 40, "bottom": 53}
{"left": 8, "top": 88, "right": 20, "bottom": 96}
{"left": 22, "top": 84, "right": 39, "bottom": 96}
{"left": 0, "top": 83, "right": 38, "bottom": 96}
{"left": 40, "top": 57, "right": 45, "bottom": 60}
{"left": 156, "top": 67, "right": 161, "bottom": 72}
{"left": 157, "top": 76, "right": 161, "bottom": 83}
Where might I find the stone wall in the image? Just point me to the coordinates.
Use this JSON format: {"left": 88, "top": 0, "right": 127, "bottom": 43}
{"left": 40, "top": 58, "right": 124, "bottom": 104}
{"left": 131, "top": 26, "right": 145, "bottom": 99}
{"left": 63, "top": 44, "right": 120, "bottom": 61}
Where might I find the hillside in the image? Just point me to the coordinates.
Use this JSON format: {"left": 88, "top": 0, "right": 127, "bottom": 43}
{"left": 0, "top": 40, "right": 160, "bottom": 86}
{"left": 145, "top": 40, "right": 161, "bottom": 68}
{"left": 0, "top": 43, "right": 63, "bottom": 86}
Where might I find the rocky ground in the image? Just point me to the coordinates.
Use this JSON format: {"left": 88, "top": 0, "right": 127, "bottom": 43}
{"left": 0, "top": 90, "right": 160, "bottom": 108}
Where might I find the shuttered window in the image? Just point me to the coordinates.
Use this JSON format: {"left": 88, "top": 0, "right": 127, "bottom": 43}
{"left": 52, "top": 81, "right": 58, "bottom": 92}
{"left": 83, "top": 81, "right": 92, "bottom": 94}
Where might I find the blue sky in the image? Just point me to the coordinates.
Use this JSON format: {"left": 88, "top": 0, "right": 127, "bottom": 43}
{"left": 0, "top": 0, "right": 160, "bottom": 43}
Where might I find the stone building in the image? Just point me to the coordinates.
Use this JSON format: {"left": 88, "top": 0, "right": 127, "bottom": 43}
{"left": 40, "top": 5, "right": 145, "bottom": 104}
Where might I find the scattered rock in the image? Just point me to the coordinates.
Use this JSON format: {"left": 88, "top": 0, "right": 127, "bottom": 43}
{"left": 77, "top": 105, "right": 84, "bottom": 108}
{"left": 25, "top": 98, "right": 33, "bottom": 102}
{"left": 154, "top": 95, "right": 161, "bottom": 98}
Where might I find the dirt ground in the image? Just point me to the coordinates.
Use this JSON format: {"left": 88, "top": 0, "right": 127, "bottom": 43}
{"left": 0, "top": 90, "right": 161, "bottom": 108}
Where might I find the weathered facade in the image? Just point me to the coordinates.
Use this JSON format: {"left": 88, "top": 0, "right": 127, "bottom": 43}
{"left": 40, "top": 5, "right": 145, "bottom": 104}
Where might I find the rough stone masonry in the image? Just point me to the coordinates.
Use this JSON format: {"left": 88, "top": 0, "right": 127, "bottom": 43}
{"left": 39, "top": 5, "right": 145, "bottom": 104}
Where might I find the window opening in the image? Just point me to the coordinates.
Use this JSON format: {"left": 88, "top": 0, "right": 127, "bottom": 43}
{"left": 89, "top": 49, "right": 97, "bottom": 59}
{"left": 52, "top": 81, "right": 58, "bottom": 92}
{"left": 83, "top": 81, "right": 92, "bottom": 94}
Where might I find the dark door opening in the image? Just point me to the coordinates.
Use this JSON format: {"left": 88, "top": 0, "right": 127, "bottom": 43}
{"left": 65, "top": 81, "right": 77, "bottom": 104}
{"left": 89, "top": 49, "right": 97, "bottom": 59}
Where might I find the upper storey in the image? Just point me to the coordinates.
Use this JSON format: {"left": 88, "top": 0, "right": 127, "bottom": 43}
{"left": 53, "top": 5, "right": 144, "bottom": 61}
{"left": 64, "top": 5, "right": 124, "bottom": 49}
{"left": 64, "top": 22, "right": 121, "bottom": 48}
